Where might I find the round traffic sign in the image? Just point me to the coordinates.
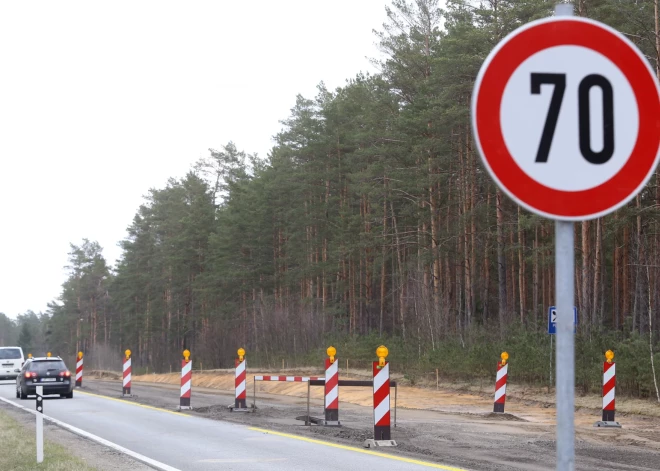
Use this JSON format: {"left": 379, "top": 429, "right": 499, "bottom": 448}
{"left": 472, "top": 16, "right": 660, "bottom": 220}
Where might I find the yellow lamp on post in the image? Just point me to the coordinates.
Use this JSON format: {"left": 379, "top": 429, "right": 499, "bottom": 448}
{"left": 237, "top": 348, "right": 245, "bottom": 362}
{"left": 376, "top": 345, "right": 388, "bottom": 369}
{"left": 77, "top": 351, "right": 83, "bottom": 360}
{"left": 28, "top": 353, "right": 32, "bottom": 359}
{"left": 47, "top": 352, "right": 51, "bottom": 358}
{"left": 327, "top": 346, "right": 336, "bottom": 364}
{"left": 183, "top": 349, "right": 191, "bottom": 362}
{"left": 125, "top": 349, "right": 131, "bottom": 360}
{"left": 605, "top": 350, "right": 614, "bottom": 363}
{"left": 501, "top": 351, "right": 509, "bottom": 366}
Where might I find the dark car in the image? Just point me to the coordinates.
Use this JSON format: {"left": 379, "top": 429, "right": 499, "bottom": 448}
{"left": 16, "top": 357, "right": 74, "bottom": 399}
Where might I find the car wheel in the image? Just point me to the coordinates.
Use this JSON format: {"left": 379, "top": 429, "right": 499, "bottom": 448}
{"left": 16, "top": 389, "right": 19, "bottom": 399}
{"left": 19, "top": 389, "right": 27, "bottom": 400}
{"left": 65, "top": 391, "right": 73, "bottom": 399}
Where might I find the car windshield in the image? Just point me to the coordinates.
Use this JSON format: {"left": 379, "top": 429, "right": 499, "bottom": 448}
{"left": 0, "top": 348, "right": 22, "bottom": 360}
{"left": 29, "top": 360, "right": 67, "bottom": 374}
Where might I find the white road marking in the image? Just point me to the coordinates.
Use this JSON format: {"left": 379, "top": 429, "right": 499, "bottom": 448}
{"left": 0, "top": 395, "right": 181, "bottom": 471}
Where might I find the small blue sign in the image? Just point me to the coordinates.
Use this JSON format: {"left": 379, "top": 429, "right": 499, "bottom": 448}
{"left": 547, "top": 306, "right": 578, "bottom": 334}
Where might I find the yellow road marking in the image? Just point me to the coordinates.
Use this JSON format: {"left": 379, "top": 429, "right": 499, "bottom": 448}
{"left": 247, "top": 427, "right": 468, "bottom": 470}
{"left": 76, "top": 390, "right": 189, "bottom": 417}
{"left": 196, "top": 458, "right": 287, "bottom": 463}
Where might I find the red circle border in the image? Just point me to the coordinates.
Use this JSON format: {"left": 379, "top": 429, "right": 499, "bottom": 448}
{"left": 474, "top": 18, "right": 660, "bottom": 219}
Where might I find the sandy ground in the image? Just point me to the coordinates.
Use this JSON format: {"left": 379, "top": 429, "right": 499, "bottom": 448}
{"left": 78, "top": 369, "right": 660, "bottom": 470}
{"left": 0, "top": 397, "right": 152, "bottom": 470}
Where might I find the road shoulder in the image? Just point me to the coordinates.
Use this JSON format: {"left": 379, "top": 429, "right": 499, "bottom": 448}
{"left": 0, "top": 401, "right": 153, "bottom": 471}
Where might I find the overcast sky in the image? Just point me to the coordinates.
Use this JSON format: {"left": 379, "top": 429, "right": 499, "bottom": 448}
{"left": 0, "top": 1, "right": 391, "bottom": 319}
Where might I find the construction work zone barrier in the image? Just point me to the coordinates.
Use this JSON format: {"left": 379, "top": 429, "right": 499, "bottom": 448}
{"left": 180, "top": 349, "right": 192, "bottom": 410}
{"left": 254, "top": 376, "right": 323, "bottom": 381}
{"left": 594, "top": 350, "right": 621, "bottom": 428}
{"left": 363, "top": 345, "right": 396, "bottom": 448}
{"left": 325, "top": 346, "right": 339, "bottom": 426}
{"left": 493, "top": 352, "right": 509, "bottom": 413}
{"left": 252, "top": 375, "right": 325, "bottom": 412}
{"left": 251, "top": 374, "right": 398, "bottom": 430}
{"left": 122, "top": 350, "right": 132, "bottom": 397}
{"left": 231, "top": 348, "right": 249, "bottom": 412}
{"left": 372, "top": 360, "right": 391, "bottom": 439}
{"left": 75, "top": 352, "right": 83, "bottom": 388}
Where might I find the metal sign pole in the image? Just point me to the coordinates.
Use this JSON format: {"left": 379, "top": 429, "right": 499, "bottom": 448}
{"left": 555, "top": 218, "right": 575, "bottom": 471}
{"left": 552, "top": 4, "right": 576, "bottom": 468}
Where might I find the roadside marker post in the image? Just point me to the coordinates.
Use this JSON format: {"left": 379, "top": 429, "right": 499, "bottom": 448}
{"left": 231, "top": 348, "right": 249, "bottom": 412}
{"left": 324, "top": 346, "right": 340, "bottom": 426}
{"left": 364, "top": 345, "right": 396, "bottom": 448}
{"left": 472, "top": 3, "right": 660, "bottom": 468}
{"left": 75, "top": 351, "right": 83, "bottom": 388}
{"left": 493, "top": 352, "right": 509, "bottom": 413}
{"left": 594, "top": 350, "right": 621, "bottom": 428}
{"left": 36, "top": 385, "right": 43, "bottom": 463}
{"left": 122, "top": 349, "right": 133, "bottom": 397}
{"left": 179, "top": 349, "right": 192, "bottom": 410}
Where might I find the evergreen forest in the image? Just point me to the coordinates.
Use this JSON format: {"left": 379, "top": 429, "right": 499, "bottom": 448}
{"left": 5, "top": 0, "right": 660, "bottom": 397}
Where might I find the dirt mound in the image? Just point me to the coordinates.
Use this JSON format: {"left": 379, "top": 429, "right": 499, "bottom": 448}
{"left": 87, "top": 370, "right": 121, "bottom": 380}
{"left": 481, "top": 412, "right": 528, "bottom": 421}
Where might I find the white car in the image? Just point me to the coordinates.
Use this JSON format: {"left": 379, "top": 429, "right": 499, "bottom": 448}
{"left": 0, "top": 347, "right": 25, "bottom": 380}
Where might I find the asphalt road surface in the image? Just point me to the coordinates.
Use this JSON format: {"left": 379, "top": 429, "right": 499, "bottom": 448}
{"left": 0, "top": 380, "right": 463, "bottom": 471}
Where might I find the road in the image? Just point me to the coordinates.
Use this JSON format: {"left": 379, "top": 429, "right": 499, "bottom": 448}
{"left": 79, "top": 377, "right": 660, "bottom": 471}
{"left": 0, "top": 381, "right": 463, "bottom": 471}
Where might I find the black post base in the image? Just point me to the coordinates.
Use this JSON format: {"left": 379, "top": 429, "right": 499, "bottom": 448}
{"left": 493, "top": 402, "right": 505, "bottom": 413}
{"left": 602, "top": 409, "right": 615, "bottom": 422}
{"left": 123, "top": 387, "right": 131, "bottom": 395}
{"left": 75, "top": 380, "right": 82, "bottom": 387}
{"left": 235, "top": 398, "right": 246, "bottom": 409}
{"left": 374, "top": 425, "right": 391, "bottom": 440}
{"left": 325, "top": 409, "right": 338, "bottom": 422}
{"left": 180, "top": 397, "right": 191, "bottom": 407}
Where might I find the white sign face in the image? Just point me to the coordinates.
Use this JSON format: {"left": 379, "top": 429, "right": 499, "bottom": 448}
{"left": 471, "top": 16, "right": 660, "bottom": 221}
{"left": 500, "top": 45, "right": 638, "bottom": 192}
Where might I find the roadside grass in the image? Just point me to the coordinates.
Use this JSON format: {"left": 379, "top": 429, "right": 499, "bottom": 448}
{"left": 0, "top": 408, "right": 96, "bottom": 471}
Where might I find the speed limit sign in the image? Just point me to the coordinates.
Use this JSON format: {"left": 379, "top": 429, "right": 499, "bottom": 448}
{"left": 472, "top": 16, "right": 660, "bottom": 220}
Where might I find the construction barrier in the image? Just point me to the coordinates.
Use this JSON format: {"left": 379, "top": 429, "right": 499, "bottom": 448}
{"left": 493, "top": 352, "right": 509, "bottom": 413}
{"left": 325, "top": 346, "right": 339, "bottom": 426}
{"left": 75, "top": 351, "right": 83, "bottom": 388}
{"left": 180, "top": 349, "right": 192, "bottom": 410}
{"left": 232, "top": 348, "right": 248, "bottom": 411}
{"left": 372, "top": 347, "right": 391, "bottom": 441}
{"left": 254, "top": 375, "right": 323, "bottom": 381}
{"left": 122, "top": 349, "right": 132, "bottom": 397}
{"left": 595, "top": 350, "right": 621, "bottom": 427}
{"left": 252, "top": 368, "right": 398, "bottom": 431}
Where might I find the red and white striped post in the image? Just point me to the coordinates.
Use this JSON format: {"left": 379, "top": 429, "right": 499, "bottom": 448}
{"left": 233, "top": 347, "right": 247, "bottom": 411}
{"left": 180, "top": 349, "right": 192, "bottom": 410}
{"left": 493, "top": 351, "right": 509, "bottom": 413}
{"left": 122, "top": 349, "right": 132, "bottom": 397}
{"left": 373, "top": 345, "right": 391, "bottom": 440}
{"left": 602, "top": 349, "right": 616, "bottom": 422}
{"left": 75, "top": 351, "right": 83, "bottom": 388}
{"left": 324, "top": 346, "right": 339, "bottom": 426}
